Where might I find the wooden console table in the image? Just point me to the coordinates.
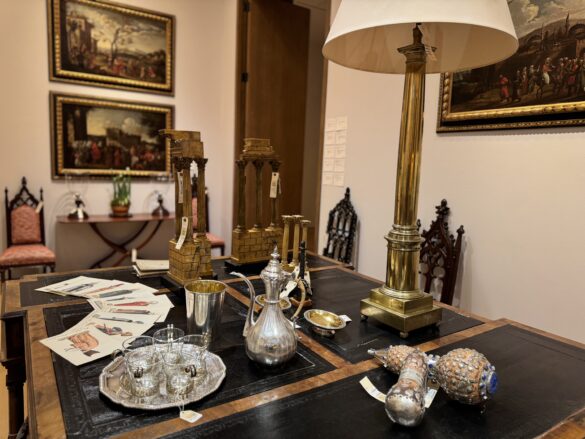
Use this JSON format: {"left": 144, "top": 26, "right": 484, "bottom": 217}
{"left": 57, "top": 214, "right": 174, "bottom": 268}
{"left": 1, "top": 257, "right": 584, "bottom": 438}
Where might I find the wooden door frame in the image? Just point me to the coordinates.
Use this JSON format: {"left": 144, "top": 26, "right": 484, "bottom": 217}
{"left": 232, "top": 0, "right": 331, "bottom": 252}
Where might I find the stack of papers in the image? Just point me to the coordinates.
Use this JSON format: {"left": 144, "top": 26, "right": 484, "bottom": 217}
{"left": 38, "top": 276, "right": 174, "bottom": 366}
{"left": 133, "top": 259, "right": 169, "bottom": 278}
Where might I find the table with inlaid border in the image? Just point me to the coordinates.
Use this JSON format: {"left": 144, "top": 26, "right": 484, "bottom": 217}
{"left": 2, "top": 255, "right": 584, "bottom": 439}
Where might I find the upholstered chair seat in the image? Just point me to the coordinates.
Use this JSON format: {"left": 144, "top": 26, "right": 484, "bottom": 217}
{"left": 0, "top": 244, "right": 56, "bottom": 267}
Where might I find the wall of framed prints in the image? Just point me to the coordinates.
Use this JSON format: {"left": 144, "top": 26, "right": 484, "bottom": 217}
{"left": 0, "top": 0, "right": 237, "bottom": 270}
{"left": 319, "top": 1, "right": 585, "bottom": 344}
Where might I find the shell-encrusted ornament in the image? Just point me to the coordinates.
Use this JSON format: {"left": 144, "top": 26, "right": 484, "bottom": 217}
{"left": 430, "top": 348, "right": 497, "bottom": 405}
{"left": 385, "top": 349, "right": 428, "bottom": 427}
{"left": 369, "top": 346, "right": 498, "bottom": 405}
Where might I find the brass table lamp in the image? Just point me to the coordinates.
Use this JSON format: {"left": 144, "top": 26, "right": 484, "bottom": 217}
{"left": 322, "top": 0, "right": 518, "bottom": 337}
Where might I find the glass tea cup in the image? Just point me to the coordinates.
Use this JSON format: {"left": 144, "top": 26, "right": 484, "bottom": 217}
{"left": 116, "top": 336, "right": 161, "bottom": 399}
{"left": 164, "top": 351, "right": 200, "bottom": 398}
{"left": 181, "top": 334, "right": 208, "bottom": 379}
{"left": 153, "top": 324, "right": 185, "bottom": 364}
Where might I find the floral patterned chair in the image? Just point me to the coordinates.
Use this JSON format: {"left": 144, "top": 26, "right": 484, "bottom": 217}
{"left": 0, "top": 177, "right": 55, "bottom": 282}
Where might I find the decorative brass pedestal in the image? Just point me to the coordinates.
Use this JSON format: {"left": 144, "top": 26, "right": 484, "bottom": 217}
{"left": 360, "top": 26, "right": 441, "bottom": 337}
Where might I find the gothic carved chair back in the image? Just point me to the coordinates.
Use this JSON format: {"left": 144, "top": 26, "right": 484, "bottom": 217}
{"left": 323, "top": 188, "right": 357, "bottom": 265}
{"left": 417, "top": 199, "right": 464, "bottom": 306}
{"left": 1, "top": 177, "right": 55, "bottom": 281}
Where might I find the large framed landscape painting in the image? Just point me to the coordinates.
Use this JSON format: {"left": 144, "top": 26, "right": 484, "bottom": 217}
{"left": 438, "top": 0, "right": 585, "bottom": 131}
{"left": 48, "top": 0, "right": 174, "bottom": 94}
{"left": 51, "top": 93, "right": 173, "bottom": 179}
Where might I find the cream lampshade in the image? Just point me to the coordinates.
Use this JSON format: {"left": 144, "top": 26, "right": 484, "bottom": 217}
{"left": 322, "top": 0, "right": 518, "bottom": 338}
{"left": 323, "top": 0, "right": 518, "bottom": 74}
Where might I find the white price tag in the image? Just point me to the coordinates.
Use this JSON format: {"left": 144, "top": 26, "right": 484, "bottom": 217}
{"left": 270, "top": 172, "right": 279, "bottom": 199}
{"left": 180, "top": 410, "right": 202, "bottom": 423}
{"left": 359, "top": 377, "right": 386, "bottom": 403}
{"left": 177, "top": 171, "right": 183, "bottom": 204}
{"left": 77, "top": 208, "right": 84, "bottom": 220}
{"left": 175, "top": 217, "right": 189, "bottom": 250}
{"left": 35, "top": 201, "right": 44, "bottom": 213}
{"left": 131, "top": 248, "right": 137, "bottom": 263}
{"left": 424, "top": 382, "right": 440, "bottom": 408}
{"left": 339, "top": 315, "right": 352, "bottom": 323}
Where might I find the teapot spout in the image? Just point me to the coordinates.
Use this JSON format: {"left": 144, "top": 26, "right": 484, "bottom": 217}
{"left": 231, "top": 272, "right": 256, "bottom": 337}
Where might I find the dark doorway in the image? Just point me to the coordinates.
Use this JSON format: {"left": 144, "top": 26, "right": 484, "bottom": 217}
{"left": 234, "top": 0, "right": 328, "bottom": 251}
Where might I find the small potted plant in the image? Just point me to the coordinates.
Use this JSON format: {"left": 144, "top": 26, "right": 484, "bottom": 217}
{"left": 111, "top": 174, "right": 131, "bottom": 217}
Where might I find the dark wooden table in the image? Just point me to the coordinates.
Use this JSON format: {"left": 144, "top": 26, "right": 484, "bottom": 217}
{"left": 56, "top": 214, "right": 174, "bottom": 268}
{"left": 2, "top": 255, "right": 585, "bottom": 439}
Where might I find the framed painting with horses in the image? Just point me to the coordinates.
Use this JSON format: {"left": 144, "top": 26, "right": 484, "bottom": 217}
{"left": 438, "top": 0, "right": 585, "bottom": 132}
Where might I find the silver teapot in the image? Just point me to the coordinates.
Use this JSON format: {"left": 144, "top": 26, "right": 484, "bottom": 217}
{"left": 231, "top": 247, "right": 306, "bottom": 367}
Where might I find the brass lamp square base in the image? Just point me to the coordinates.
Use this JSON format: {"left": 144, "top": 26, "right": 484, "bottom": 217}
{"left": 360, "top": 288, "right": 442, "bottom": 338}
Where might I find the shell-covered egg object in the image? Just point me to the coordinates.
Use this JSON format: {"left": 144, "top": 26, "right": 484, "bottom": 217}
{"left": 385, "top": 349, "right": 428, "bottom": 427}
{"left": 429, "top": 348, "right": 497, "bottom": 405}
{"left": 369, "top": 345, "right": 498, "bottom": 405}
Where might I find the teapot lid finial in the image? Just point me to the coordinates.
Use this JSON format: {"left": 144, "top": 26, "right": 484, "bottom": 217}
{"left": 271, "top": 244, "right": 279, "bottom": 260}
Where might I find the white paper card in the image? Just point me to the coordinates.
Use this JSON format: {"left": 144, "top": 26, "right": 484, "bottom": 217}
{"left": 180, "top": 410, "right": 202, "bottom": 423}
{"left": 177, "top": 171, "right": 183, "bottom": 204}
{"left": 323, "top": 173, "right": 333, "bottom": 186}
{"left": 77, "top": 209, "right": 84, "bottom": 220}
{"left": 325, "top": 118, "right": 337, "bottom": 132}
{"left": 339, "top": 315, "right": 352, "bottom": 323}
{"left": 35, "top": 201, "right": 44, "bottom": 213}
{"left": 324, "top": 145, "right": 336, "bottom": 159}
{"left": 359, "top": 377, "right": 386, "bottom": 403}
{"left": 425, "top": 387, "right": 438, "bottom": 408}
{"left": 336, "top": 116, "right": 348, "bottom": 130}
{"left": 175, "top": 216, "right": 189, "bottom": 250}
{"left": 270, "top": 172, "right": 279, "bottom": 199}
{"left": 325, "top": 131, "right": 336, "bottom": 145}
{"left": 334, "top": 159, "right": 345, "bottom": 172}
{"left": 335, "top": 131, "right": 347, "bottom": 145}
{"left": 335, "top": 145, "right": 346, "bottom": 158}
{"left": 40, "top": 326, "right": 114, "bottom": 366}
{"left": 323, "top": 159, "right": 334, "bottom": 172}
{"left": 333, "top": 173, "right": 345, "bottom": 187}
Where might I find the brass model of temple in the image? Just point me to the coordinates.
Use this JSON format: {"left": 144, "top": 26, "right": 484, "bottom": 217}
{"left": 159, "top": 130, "right": 213, "bottom": 283}
{"left": 230, "top": 138, "right": 283, "bottom": 265}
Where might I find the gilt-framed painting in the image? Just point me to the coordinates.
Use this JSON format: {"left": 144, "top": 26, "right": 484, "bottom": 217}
{"left": 438, "top": 1, "right": 585, "bottom": 132}
{"left": 48, "top": 0, "right": 174, "bottom": 95}
{"left": 51, "top": 92, "right": 173, "bottom": 179}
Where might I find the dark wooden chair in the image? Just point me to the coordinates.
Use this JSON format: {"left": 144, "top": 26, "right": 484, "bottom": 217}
{"left": 417, "top": 199, "right": 464, "bottom": 306}
{"left": 0, "top": 177, "right": 55, "bottom": 282}
{"left": 191, "top": 176, "right": 225, "bottom": 256}
{"left": 323, "top": 188, "right": 357, "bottom": 265}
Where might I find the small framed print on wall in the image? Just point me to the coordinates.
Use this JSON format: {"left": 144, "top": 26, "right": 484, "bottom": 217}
{"left": 48, "top": 0, "right": 175, "bottom": 95}
{"left": 51, "top": 92, "right": 174, "bottom": 179}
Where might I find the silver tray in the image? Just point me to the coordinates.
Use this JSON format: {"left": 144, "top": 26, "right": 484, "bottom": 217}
{"left": 99, "top": 352, "right": 226, "bottom": 410}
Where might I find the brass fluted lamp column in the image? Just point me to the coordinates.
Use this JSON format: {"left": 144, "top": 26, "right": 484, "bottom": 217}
{"left": 322, "top": 0, "right": 518, "bottom": 337}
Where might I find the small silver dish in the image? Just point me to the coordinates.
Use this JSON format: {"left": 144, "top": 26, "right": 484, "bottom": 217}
{"left": 304, "top": 309, "right": 347, "bottom": 337}
{"left": 255, "top": 294, "right": 292, "bottom": 310}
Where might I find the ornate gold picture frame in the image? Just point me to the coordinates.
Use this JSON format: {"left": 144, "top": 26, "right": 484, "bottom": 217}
{"left": 51, "top": 93, "right": 173, "bottom": 179}
{"left": 48, "top": 0, "right": 174, "bottom": 95}
{"left": 438, "top": 1, "right": 585, "bottom": 132}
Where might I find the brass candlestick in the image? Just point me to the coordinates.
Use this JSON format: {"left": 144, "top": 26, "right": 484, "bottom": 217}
{"left": 360, "top": 26, "right": 441, "bottom": 338}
